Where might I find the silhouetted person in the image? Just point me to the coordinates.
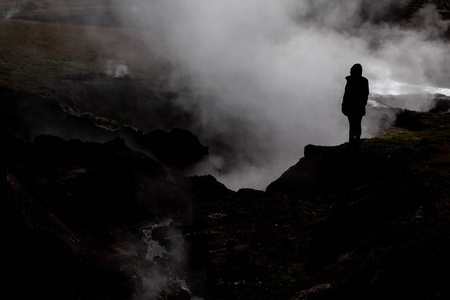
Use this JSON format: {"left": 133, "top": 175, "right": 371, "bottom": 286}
{"left": 341, "top": 63, "right": 369, "bottom": 146}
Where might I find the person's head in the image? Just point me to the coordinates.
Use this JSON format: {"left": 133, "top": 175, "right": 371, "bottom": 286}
{"left": 350, "top": 63, "right": 363, "bottom": 77}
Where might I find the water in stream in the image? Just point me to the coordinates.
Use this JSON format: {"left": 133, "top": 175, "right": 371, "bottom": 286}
{"left": 141, "top": 218, "right": 204, "bottom": 300}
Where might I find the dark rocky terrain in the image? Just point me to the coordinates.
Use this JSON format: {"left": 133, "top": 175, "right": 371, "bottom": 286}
{"left": 2, "top": 1, "right": 450, "bottom": 299}
{"left": 3, "top": 84, "right": 450, "bottom": 299}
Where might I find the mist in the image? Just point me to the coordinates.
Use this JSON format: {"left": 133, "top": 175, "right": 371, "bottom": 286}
{"left": 113, "top": 0, "right": 450, "bottom": 190}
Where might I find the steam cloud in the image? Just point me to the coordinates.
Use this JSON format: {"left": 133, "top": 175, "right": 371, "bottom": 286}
{"left": 106, "top": 60, "right": 129, "bottom": 78}
{"left": 3, "top": 7, "right": 20, "bottom": 19}
{"left": 114, "top": 0, "right": 450, "bottom": 190}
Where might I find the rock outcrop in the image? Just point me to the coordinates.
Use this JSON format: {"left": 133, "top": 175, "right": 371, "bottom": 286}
{"left": 180, "top": 110, "right": 450, "bottom": 299}
{"left": 2, "top": 130, "right": 192, "bottom": 299}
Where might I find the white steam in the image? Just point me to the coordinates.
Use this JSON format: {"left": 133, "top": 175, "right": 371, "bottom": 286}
{"left": 3, "top": 7, "right": 20, "bottom": 19}
{"left": 106, "top": 60, "right": 129, "bottom": 78}
{"left": 137, "top": 219, "right": 192, "bottom": 299}
{"left": 115, "top": 1, "right": 450, "bottom": 190}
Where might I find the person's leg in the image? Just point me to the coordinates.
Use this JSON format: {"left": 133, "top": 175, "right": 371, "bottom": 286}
{"left": 348, "top": 115, "right": 363, "bottom": 144}
{"left": 354, "top": 115, "right": 363, "bottom": 142}
{"left": 348, "top": 116, "right": 356, "bottom": 143}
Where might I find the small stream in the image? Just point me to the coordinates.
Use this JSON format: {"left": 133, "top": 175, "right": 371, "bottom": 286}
{"left": 142, "top": 218, "right": 174, "bottom": 260}
{"left": 141, "top": 219, "right": 204, "bottom": 300}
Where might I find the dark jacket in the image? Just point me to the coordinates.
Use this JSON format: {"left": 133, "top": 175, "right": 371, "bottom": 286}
{"left": 342, "top": 74, "right": 369, "bottom": 117}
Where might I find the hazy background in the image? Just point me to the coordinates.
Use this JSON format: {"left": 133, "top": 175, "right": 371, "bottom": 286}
{"left": 112, "top": 0, "right": 450, "bottom": 190}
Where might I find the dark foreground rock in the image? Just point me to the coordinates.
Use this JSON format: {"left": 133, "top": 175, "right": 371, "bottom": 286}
{"left": 172, "top": 110, "right": 450, "bottom": 299}
{"left": 0, "top": 86, "right": 208, "bottom": 169}
{"left": 4, "top": 173, "right": 182, "bottom": 299}
{"left": 3, "top": 81, "right": 450, "bottom": 299}
{"left": 133, "top": 128, "right": 209, "bottom": 169}
{"left": 1, "top": 130, "right": 193, "bottom": 299}
{"left": 263, "top": 110, "right": 450, "bottom": 299}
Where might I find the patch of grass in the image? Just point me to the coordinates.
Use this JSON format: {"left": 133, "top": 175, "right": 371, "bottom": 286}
{"left": 365, "top": 129, "right": 421, "bottom": 150}
{"left": 411, "top": 130, "right": 450, "bottom": 172}
{"left": 0, "top": 18, "right": 169, "bottom": 94}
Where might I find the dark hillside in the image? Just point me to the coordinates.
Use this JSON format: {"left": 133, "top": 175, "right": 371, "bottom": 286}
{"left": 1, "top": 130, "right": 193, "bottom": 299}
{"left": 4, "top": 102, "right": 450, "bottom": 299}
{"left": 263, "top": 110, "right": 450, "bottom": 299}
{"left": 137, "top": 109, "right": 450, "bottom": 299}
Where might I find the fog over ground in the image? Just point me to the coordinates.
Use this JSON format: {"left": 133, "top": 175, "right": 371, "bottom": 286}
{"left": 114, "top": 0, "right": 450, "bottom": 190}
